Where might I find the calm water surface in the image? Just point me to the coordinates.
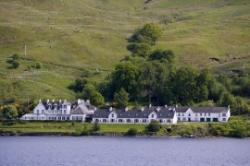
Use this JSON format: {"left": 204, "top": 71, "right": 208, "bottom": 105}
{"left": 0, "top": 136, "right": 250, "bottom": 166}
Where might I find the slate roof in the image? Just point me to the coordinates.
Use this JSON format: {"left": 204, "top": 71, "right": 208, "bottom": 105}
{"left": 175, "top": 107, "right": 189, "bottom": 113}
{"left": 93, "top": 106, "right": 176, "bottom": 119}
{"left": 41, "top": 101, "right": 69, "bottom": 110}
{"left": 175, "top": 106, "right": 228, "bottom": 113}
{"left": 71, "top": 107, "right": 84, "bottom": 114}
{"left": 93, "top": 109, "right": 111, "bottom": 118}
{"left": 190, "top": 107, "right": 228, "bottom": 113}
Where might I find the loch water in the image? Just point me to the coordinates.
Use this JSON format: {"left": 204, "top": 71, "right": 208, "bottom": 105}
{"left": 0, "top": 136, "right": 250, "bottom": 166}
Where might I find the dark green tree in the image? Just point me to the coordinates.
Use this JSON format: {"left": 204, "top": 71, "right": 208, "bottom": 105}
{"left": 69, "top": 78, "right": 88, "bottom": 93}
{"left": 83, "top": 83, "right": 105, "bottom": 106}
{"left": 170, "top": 67, "right": 199, "bottom": 105}
{"left": 110, "top": 63, "right": 139, "bottom": 100}
{"left": 219, "top": 92, "right": 236, "bottom": 107}
{"left": 2, "top": 105, "right": 18, "bottom": 120}
{"left": 114, "top": 88, "right": 129, "bottom": 108}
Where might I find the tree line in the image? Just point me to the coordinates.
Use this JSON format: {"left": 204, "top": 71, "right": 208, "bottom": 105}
{"left": 68, "top": 23, "right": 250, "bottom": 115}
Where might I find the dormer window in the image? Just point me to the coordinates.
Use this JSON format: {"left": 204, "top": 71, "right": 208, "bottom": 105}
{"left": 111, "top": 114, "right": 114, "bottom": 118}
{"left": 151, "top": 114, "right": 154, "bottom": 118}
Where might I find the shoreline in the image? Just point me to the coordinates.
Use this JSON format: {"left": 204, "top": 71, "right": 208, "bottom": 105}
{"left": 0, "top": 131, "right": 248, "bottom": 139}
{"left": 1, "top": 118, "right": 249, "bottom": 138}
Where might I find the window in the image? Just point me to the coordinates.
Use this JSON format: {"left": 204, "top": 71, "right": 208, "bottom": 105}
{"left": 188, "top": 113, "right": 191, "bottom": 116}
{"left": 178, "top": 113, "right": 180, "bottom": 116}
{"left": 103, "top": 119, "right": 107, "bottom": 123}
{"left": 151, "top": 114, "right": 154, "bottom": 118}
{"left": 127, "top": 119, "right": 131, "bottom": 123}
{"left": 95, "top": 119, "right": 99, "bottom": 122}
{"left": 222, "top": 113, "right": 226, "bottom": 117}
{"left": 143, "top": 119, "right": 147, "bottom": 123}
{"left": 111, "top": 119, "right": 115, "bottom": 123}
{"left": 135, "top": 119, "right": 139, "bottom": 123}
{"left": 212, "top": 118, "right": 218, "bottom": 122}
{"left": 111, "top": 114, "right": 114, "bottom": 118}
{"left": 118, "top": 119, "right": 123, "bottom": 123}
{"left": 178, "top": 117, "right": 180, "bottom": 121}
{"left": 167, "top": 119, "right": 171, "bottom": 123}
{"left": 223, "top": 118, "right": 226, "bottom": 121}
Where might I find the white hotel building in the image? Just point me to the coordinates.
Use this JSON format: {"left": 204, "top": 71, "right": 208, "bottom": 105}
{"left": 20, "top": 99, "right": 96, "bottom": 121}
{"left": 21, "top": 99, "right": 230, "bottom": 124}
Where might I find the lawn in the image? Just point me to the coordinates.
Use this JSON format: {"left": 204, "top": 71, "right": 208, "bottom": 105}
{"left": 0, "top": 121, "right": 146, "bottom": 135}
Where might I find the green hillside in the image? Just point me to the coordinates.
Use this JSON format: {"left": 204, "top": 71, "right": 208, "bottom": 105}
{"left": 0, "top": 0, "right": 249, "bottom": 102}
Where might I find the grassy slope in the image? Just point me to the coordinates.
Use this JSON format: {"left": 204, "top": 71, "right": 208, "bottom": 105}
{"left": 0, "top": 0, "right": 249, "bottom": 101}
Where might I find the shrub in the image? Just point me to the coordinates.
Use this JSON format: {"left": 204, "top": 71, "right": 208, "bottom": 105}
{"left": 125, "top": 128, "right": 138, "bottom": 136}
{"left": 35, "top": 62, "right": 42, "bottom": 69}
{"left": 91, "top": 122, "right": 100, "bottom": 132}
{"left": 130, "top": 23, "right": 163, "bottom": 45}
{"left": 146, "top": 120, "right": 161, "bottom": 134}
{"left": 149, "top": 49, "right": 175, "bottom": 63}
{"left": 127, "top": 43, "right": 151, "bottom": 57}
{"left": 11, "top": 60, "right": 20, "bottom": 69}
{"left": 2, "top": 105, "right": 18, "bottom": 120}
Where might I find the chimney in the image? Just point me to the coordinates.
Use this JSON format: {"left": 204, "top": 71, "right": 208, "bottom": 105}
{"left": 149, "top": 104, "right": 152, "bottom": 108}
{"left": 141, "top": 107, "right": 145, "bottom": 112}
{"left": 164, "top": 105, "right": 168, "bottom": 108}
{"left": 125, "top": 107, "right": 129, "bottom": 112}
{"left": 59, "top": 99, "right": 62, "bottom": 103}
{"left": 86, "top": 99, "right": 90, "bottom": 104}
{"left": 175, "top": 104, "right": 178, "bottom": 108}
{"left": 77, "top": 99, "right": 81, "bottom": 104}
{"left": 109, "top": 107, "right": 113, "bottom": 111}
{"left": 47, "top": 99, "right": 49, "bottom": 103}
{"left": 156, "top": 107, "right": 161, "bottom": 112}
{"left": 39, "top": 99, "right": 42, "bottom": 103}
